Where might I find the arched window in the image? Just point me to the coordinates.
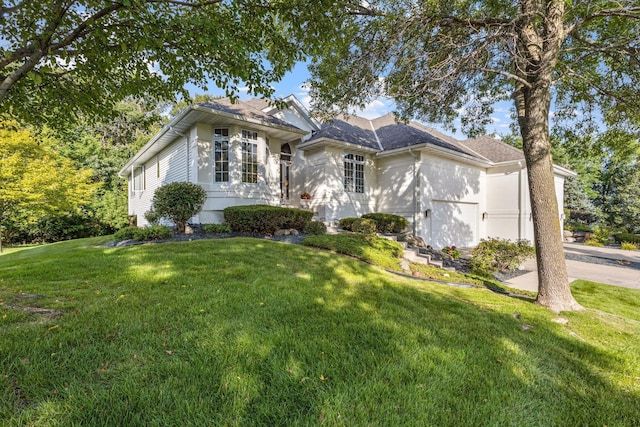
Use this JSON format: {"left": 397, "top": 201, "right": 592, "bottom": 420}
{"left": 280, "top": 143, "right": 291, "bottom": 162}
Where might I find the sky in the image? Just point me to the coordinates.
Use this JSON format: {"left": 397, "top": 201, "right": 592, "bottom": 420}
{"left": 186, "top": 62, "right": 516, "bottom": 140}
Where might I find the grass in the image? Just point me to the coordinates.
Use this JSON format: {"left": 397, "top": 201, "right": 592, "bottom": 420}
{"left": 0, "top": 237, "right": 639, "bottom": 426}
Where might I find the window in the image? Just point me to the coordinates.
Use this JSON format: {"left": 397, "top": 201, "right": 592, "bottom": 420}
{"left": 344, "top": 153, "right": 364, "bottom": 193}
{"left": 133, "top": 166, "right": 145, "bottom": 192}
{"left": 213, "top": 128, "right": 229, "bottom": 182}
{"left": 241, "top": 129, "right": 258, "bottom": 183}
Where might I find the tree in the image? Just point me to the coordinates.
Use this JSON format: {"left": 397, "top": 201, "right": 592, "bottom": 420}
{"left": 0, "top": 0, "right": 343, "bottom": 128}
{"left": 308, "top": 1, "right": 640, "bottom": 312}
{"left": 596, "top": 154, "right": 640, "bottom": 234}
{"left": 0, "top": 122, "right": 96, "bottom": 252}
{"left": 152, "top": 182, "right": 207, "bottom": 233}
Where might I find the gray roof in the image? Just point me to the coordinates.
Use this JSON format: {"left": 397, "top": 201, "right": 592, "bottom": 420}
{"left": 308, "top": 114, "right": 381, "bottom": 150}
{"left": 197, "top": 98, "right": 300, "bottom": 131}
{"left": 460, "top": 135, "right": 525, "bottom": 163}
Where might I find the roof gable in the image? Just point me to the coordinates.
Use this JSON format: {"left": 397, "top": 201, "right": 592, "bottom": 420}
{"left": 460, "top": 135, "right": 525, "bottom": 163}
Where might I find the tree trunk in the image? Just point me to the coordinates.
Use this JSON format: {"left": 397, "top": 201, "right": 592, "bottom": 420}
{"left": 515, "top": 84, "right": 582, "bottom": 312}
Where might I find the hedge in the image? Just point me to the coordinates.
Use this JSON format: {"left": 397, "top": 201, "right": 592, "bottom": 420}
{"left": 362, "top": 213, "right": 408, "bottom": 233}
{"left": 613, "top": 233, "right": 640, "bottom": 244}
{"left": 223, "top": 205, "right": 313, "bottom": 234}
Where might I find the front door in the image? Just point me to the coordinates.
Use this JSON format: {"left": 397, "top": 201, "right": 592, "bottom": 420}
{"left": 280, "top": 161, "right": 290, "bottom": 201}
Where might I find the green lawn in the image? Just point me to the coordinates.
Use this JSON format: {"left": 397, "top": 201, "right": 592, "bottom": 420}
{"left": 1, "top": 237, "right": 639, "bottom": 426}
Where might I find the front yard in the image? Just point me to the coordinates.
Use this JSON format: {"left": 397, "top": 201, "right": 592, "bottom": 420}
{"left": 1, "top": 237, "right": 639, "bottom": 425}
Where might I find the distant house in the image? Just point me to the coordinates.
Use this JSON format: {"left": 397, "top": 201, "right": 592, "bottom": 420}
{"left": 118, "top": 95, "right": 574, "bottom": 248}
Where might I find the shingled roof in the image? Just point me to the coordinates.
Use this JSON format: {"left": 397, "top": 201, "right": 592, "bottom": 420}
{"left": 197, "top": 98, "right": 300, "bottom": 131}
{"left": 460, "top": 135, "right": 525, "bottom": 163}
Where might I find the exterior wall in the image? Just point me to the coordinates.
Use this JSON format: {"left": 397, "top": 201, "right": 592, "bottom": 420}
{"left": 301, "top": 146, "right": 377, "bottom": 223}
{"left": 128, "top": 136, "right": 188, "bottom": 227}
{"left": 485, "top": 165, "right": 525, "bottom": 241}
{"left": 419, "top": 153, "right": 486, "bottom": 248}
{"left": 376, "top": 153, "right": 418, "bottom": 230}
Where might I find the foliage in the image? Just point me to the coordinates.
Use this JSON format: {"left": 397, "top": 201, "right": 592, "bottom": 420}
{"left": 338, "top": 217, "right": 359, "bottom": 231}
{"left": 2, "top": 238, "right": 640, "bottom": 425}
{"left": 584, "top": 239, "right": 604, "bottom": 247}
{"left": 203, "top": 223, "right": 232, "bottom": 234}
{"left": 113, "top": 226, "right": 139, "bottom": 242}
{"left": 595, "top": 153, "right": 640, "bottom": 234}
{"left": 351, "top": 218, "right": 377, "bottom": 235}
{"left": 224, "top": 205, "right": 313, "bottom": 234}
{"left": 361, "top": 213, "right": 408, "bottom": 233}
{"left": 613, "top": 233, "right": 640, "bottom": 245}
{"left": 441, "top": 245, "right": 461, "bottom": 260}
{"left": 470, "top": 238, "right": 536, "bottom": 277}
{"left": 303, "top": 233, "right": 403, "bottom": 270}
{"left": 303, "top": 221, "right": 327, "bottom": 236}
{"left": 0, "top": 1, "right": 347, "bottom": 129}
{"left": 0, "top": 122, "right": 96, "bottom": 251}
{"left": 144, "top": 209, "right": 162, "bottom": 226}
{"left": 152, "top": 182, "right": 207, "bottom": 233}
{"left": 564, "top": 222, "right": 593, "bottom": 233}
{"left": 133, "top": 225, "right": 172, "bottom": 241}
{"left": 589, "top": 226, "right": 613, "bottom": 246}
{"left": 620, "top": 242, "right": 638, "bottom": 251}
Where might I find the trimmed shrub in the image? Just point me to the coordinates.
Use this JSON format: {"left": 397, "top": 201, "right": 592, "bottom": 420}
{"left": 338, "top": 217, "right": 359, "bottom": 231}
{"left": 203, "top": 223, "right": 232, "bottom": 234}
{"left": 302, "top": 234, "right": 403, "bottom": 270}
{"left": 352, "top": 218, "right": 377, "bottom": 235}
{"left": 613, "top": 233, "right": 640, "bottom": 244}
{"left": 304, "top": 221, "right": 327, "bottom": 235}
{"left": 152, "top": 182, "right": 207, "bottom": 233}
{"left": 470, "top": 238, "right": 535, "bottom": 277}
{"left": 564, "top": 222, "right": 593, "bottom": 233}
{"left": 113, "top": 226, "right": 138, "bottom": 241}
{"left": 133, "top": 225, "right": 172, "bottom": 241}
{"left": 362, "top": 213, "right": 408, "bottom": 233}
{"left": 224, "top": 205, "right": 313, "bottom": 234}
{"left": 620, "top": 242, "right": 638, "bottom": 251}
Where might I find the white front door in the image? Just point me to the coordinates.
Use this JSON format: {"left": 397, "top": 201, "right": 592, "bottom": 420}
{"left": 280, "top": 161, "right": 291, "bottom": 201}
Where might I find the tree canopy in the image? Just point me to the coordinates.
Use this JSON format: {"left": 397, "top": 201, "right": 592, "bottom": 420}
{"left": 0, "top": 0, "right": 343, "bottom": 127}
{"left": 308, "top": 0, "right": 640, "bottom": 312}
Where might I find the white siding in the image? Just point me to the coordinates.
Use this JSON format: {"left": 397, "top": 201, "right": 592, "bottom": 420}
{"left": 377, "top": 154, "right": 418, "bottom": 229}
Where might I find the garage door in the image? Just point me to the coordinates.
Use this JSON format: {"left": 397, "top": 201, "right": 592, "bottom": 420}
{"left": 429, "top": 201, "right": 479, "bottom": 249}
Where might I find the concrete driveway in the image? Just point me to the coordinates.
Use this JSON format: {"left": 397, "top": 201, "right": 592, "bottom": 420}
{"left": 505, "top": 243, "right": 640, "bottom": 293}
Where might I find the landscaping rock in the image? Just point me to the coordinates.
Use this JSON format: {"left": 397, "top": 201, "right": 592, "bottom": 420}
{"left": 289, "top": 229, "right": 300, "bottom": 236}
{"left": 274, "top": 229, "right": 288, "bottom": 237}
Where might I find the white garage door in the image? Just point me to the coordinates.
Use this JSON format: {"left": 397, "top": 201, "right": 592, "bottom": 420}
{"left": 429, "top": 201, "right": 479, "bottom": 249}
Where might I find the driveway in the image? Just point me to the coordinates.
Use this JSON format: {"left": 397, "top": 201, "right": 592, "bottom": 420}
{"left": 505, "top": 243, "right": 640, "bottom": 292}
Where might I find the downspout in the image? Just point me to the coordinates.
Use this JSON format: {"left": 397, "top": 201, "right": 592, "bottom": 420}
{"left": 409, "top": 148, "right": 419, "bottom": 237}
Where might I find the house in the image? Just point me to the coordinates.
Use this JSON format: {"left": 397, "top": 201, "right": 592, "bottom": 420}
{"left": 118, "top": 95, "right": 575, "bottom": 248}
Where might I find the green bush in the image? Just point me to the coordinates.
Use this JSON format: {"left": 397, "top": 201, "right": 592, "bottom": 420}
{"left": 564, "top": 222, "right": 593, "bottom": 232}
{"left": 584, "top": 239, "right": 604, "bottom": 247}
{"left": 590, "top": 225, "right": 613, "bottom": 245}
{"left": 224, "top": 205, "right": 313, "bottom": 234}
{"left": 352, "top": 218, "right": 377, "bottom": 235}
{"left": 361, "top": 213, "right": 408, "bottom": 233}
{"left": 613, "top": 233, "right": 640, "bottom": 244}
{"left": 338, "top": 217, "right": 359, "bottom": 231}
{"left": 113, "top": 226, "right": 138, "bottom": 241}
{"left": 303, "top": 221, "right": 327, "bottom": 235}
{"left": 152, "top": 182, "right": 207, "bottom": 233}
{"left": 470, "top": 238, "right": 535, "bottom": 277}
{"left": 133, "top": 225, "right": 172, "bottom": 241}
{"left": 302, "top": 233, "right": 403, "bottom": 270}
{"left": 442, "top": 245, "right": 461, "bottom": 259}
{"left": 203, "top": 223, "right": 232, "bottom": 234}
{"left": 144, "top": 209, "right": 161, "bottom": 226}
{"left": 620, "top": 242, "right": 638, "bottom": 251}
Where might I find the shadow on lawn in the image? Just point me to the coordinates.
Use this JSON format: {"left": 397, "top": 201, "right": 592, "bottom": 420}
{"left": 0, "top": 237, "right": 638, "bottom": 425}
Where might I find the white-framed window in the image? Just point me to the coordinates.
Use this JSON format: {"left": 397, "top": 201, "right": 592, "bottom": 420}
{"left": 241, "top": 129, "right": 258, "bottom": 183}
{"left": 344, "top": 152, "right": 365, "bottom": 193}
{"left": 133, "top": 165, "right": 145, "bottom": 192}
{"left": 213, "top": 128, "right": 230, "bottom": 182}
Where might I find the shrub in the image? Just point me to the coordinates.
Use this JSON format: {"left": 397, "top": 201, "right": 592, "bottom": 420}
{"left": 362, "top": 213, "right": 408, "bottom": 233}
{"left": 590, "top": 225, "right": 613, "bottom": 245}
{"left": 144, "top": 209, "right": 161, "bottom": 226}
{"left": 564, "top": 222, "right": 592, "bottom": 233}
{"left": 584, "top": 239, "right": 604, "bottom": 247}
{"left": 152, "top": 182, "right": 207, "bottom": 233}
{"left": 620, "top": 242, "right": 638, "bottom": 251}
{"left": 613, "top": 233, "right": 640, "bottom": 244}
{"left": 302, "top": 234, "right": 403, "bottom": 270}
{"left": 203, "top": 223, "right": 232, "bottom": 234}
{"left": 470, "top": 238, "right": 535, "bottom": 277}
{"left": 338, "top": 217, "right": 359, "bottom": 231}
{"left": 113, "top": 226, "right": 138, "bottom": 241}
{"left": 224, "top": 205, "right": 313, "bottom": 234}
{"left": 304, "top": 221, "right": 327, "bottom": 235}
{"left": 442, "top": 245, "right": 461, "bottom": 259}
{"left": 133, "top": 225, "right": 172, "bottom": 241}
{"left": 352, "top": 218, "right": 377, "bottom": 235}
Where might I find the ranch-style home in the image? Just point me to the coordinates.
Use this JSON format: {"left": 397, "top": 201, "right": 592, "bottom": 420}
{"left": 118, "top": 95, "right": 575, "bottom": 249}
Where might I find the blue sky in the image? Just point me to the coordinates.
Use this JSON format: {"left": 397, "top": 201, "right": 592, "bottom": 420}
{"left": 187, "top": 62, "right": 516, "bottom": 139}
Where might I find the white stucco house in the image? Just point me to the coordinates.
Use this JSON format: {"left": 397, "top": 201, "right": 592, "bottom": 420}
{"left": 118, "top": 95, "right": 575, "bottom": 248}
